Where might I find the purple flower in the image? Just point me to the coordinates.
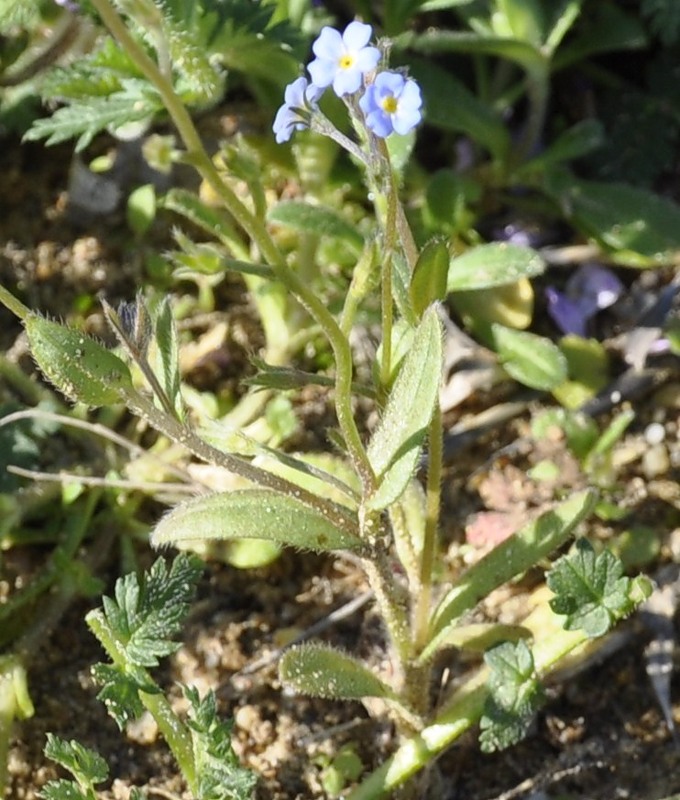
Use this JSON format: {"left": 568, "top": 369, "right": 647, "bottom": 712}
{"left": 566, "top": 263, "right": 624, "bottom": 317}
{"left": 359, "top": 71, "right": 422, "bottom": 137}
{"left": 272, "top": 77, "right": 322, "bottom": 144}
{"left": 546, "top": 264, "right": 624, "bottom": 336}
{"left": 308, "top": 22, "right": 380, "bottom": 96}
{"left": 55, "top": 0, "right": 79, "bottom": 9}
{"left": 545, "top": 287, "right": 588, "bottom": 337}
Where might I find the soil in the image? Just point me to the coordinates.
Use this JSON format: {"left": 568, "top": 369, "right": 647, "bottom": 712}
{"left": 1, "top": 126, "right": 680, "bottom": 800}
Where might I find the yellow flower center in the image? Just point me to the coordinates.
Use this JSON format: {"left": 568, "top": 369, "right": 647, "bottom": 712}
{"left": 339, "top": 54, "right": 354, "bottom": 70}
{"left": 382, "top": 96, "right": 398, "bottom": 114}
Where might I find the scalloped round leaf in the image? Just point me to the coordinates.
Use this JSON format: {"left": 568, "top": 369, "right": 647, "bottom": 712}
{"left": 280, "top": 644, "right": 395, "bottom": 700}
{"left": 447, "top": 243, "right": 545, "bottom": 292}
{"left": 492, "top": 324, "right": 567, "bottom": 391}
{"left": 151, "top": 489, "right": 363, "bottom": 553}
{"left": 25, "top": 315, "right": 132, "bottom": 406}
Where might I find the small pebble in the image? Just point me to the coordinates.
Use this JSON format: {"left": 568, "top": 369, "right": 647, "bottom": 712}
{"left": 642, "top": 444, "right": 670, "bottom": 478}
{"left": 645, "top": 422, "right": 666, "bottom": 446}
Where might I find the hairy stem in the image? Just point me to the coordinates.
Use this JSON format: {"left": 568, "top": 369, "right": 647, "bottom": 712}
{"left": 89, "top": 0, "right": 375, "bottom": 495}
{"left": 413, "top": 404, "right": 443, "bottom": 654}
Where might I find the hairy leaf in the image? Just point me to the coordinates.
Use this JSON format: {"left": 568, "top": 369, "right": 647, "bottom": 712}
{"left": 280, "top": 644, "right": 395, "bottom": 701}
{"left": 24, "top": 80, "right": 162, "bottom": 151}
{"left": 25, "top": 315, "right": 133, "bottom": 406}
{"left": 152, "top": 489, "right": 363, "bottom": 553}
{"left": 423, "top": 490, "right": 597, "bottom": 662}
{"left": 479, "top": 641, "right": 544, "bottom": 752}
{"left": 184, "top": 686, "right": 257, "bottom": 800}
{"left": 492, "top": 324, "right": 568, "bottom": 391}
{"left": 268, "top": 201, "right": 364, "bottom": 252}
{"left": 367, "top": 307, "right": 442, "bottom": 510}
{"left": 547, "top": 539, "right": 633, "bottom": 637}
{"left": 447, "top": 243, "right": 545, "bottom": 292}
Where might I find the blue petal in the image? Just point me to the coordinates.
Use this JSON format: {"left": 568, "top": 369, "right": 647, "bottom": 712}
{"left": 308, "top": 58, "right": 336, "bottom": 89}
{"left": 312, "top": 26, "right": 343, "bottom": 60}
{"left": 545, "top": 287, "right": 587, "bottom": 336}
{"left": 333, "top": 68, "right": 363, "bottom": 96}
{"left": 365, "top": 109, "right": 393, "bottom": 138}
{"left": 342, "top": 21, "right": 373, "bottom": 50}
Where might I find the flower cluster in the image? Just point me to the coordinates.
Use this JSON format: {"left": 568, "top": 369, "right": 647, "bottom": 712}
{"left": 273, "top": 21, "right": 422, "bottom": 144}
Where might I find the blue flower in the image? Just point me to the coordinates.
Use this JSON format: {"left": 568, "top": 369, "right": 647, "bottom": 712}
{"left": 546, "top": 264, "right": 624, "bottom": 336}
{"left": 359, "top": 71, "right": 422, "bottom": 137}
{"left": 273, "top": 77, "right": 322, "bottom": 144}
{"left": 308, "top": 22, "right": 380, "bottom": 97}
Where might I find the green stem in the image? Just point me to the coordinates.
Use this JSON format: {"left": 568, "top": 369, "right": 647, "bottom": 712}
{"left": 120, "top": 386, "right": 361, "bottom": 538}
{"left": 515, "top": 63, "right": 549, "bottom": 164}
{"left": 361, "top": 537, "right": 412, "bottom": 671}
{"left": 89, "top": 0, "right": 375, "bottom": 494}
{"left": 0, "top": 284, "right": 30, "bottom": 320}
{"left": 348, "top": 626, "right": 589, "bottom": 799}
{"left": 87, "top": 609, "right": 197, "bottom": 791}
{"left": 380, "top": 172, "right": 396, "bottom": 389}
{"left": 413, "top": 404, "right": 442, "bottom": 654}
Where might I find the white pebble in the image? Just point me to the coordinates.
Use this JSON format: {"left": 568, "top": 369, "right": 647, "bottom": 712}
{"left": 644, "top": 422, "right": 666, "bottom": 445}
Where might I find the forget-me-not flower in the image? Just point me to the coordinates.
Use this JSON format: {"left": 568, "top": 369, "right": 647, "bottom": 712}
{"left": 546, "top": 263, "right": 624, "bottom": 336}
{"left": 308, "top": 22, "right": 380, "bottom": 96}
{"left": 272, "top": 77, "right": 322, "bottom": 144}
{"left": 359, "top": 71, "right": 422, "bottom": 137}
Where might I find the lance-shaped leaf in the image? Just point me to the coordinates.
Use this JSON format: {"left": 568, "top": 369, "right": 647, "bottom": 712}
{"left": 447, "top": 243, "right": 545, "bottom": 292}
{"left": 493, "top": 324, "right": 568, "bottom": 391}
{"left": 420, "top": 489, "right": 597, "bottom": 663}
{"left": 153, "top": 296, "right": 183, "bottom": 418}
{"left": 151, "top": 489, "right": 363, "bottom": 554}
{"left": 367, "top": 307, "right": 443, "bottom": 510}
{"left": 410, "top": 239, "right": 449, "bottom": 317}
{"left": 267, "top": 201, "right": 364, "bottom": 253}
{"left": 25, "top": 315, "right": 132, "bottom": 407}
{"left": 280, "top": 644, "right": 395, "bottom": 701}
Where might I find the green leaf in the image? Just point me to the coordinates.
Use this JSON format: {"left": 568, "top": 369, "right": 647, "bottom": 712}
{"left": 433, "top": 623, "right": 532, "bottom": 653}
{"left": 423, "top": 490, "right": 597, "bottom": 662}
{"left": 408, "top": 58, "right": 510, "bottom": 160}
{"left": 492, "top": 324, "right": 567, "bottom": 391}
{"left": 518, "top": 119, "right": 604, "bottom": 177}
{"left": 447, "top": 243, "right": 545, "bottom": 292}
{"left": 25, "top": 315, "right": 133, "bottom": 407}
{"left": 160, "top": 188, "right": 242, "bottom": 251}
{"left": 39, "top": 781, "right": 88, "bottom": 800}
{"left": 552, "top": 335, "right": 609, "bottom": 409}
{"left": 547, "top": 539, "right": 633, "bottom": 637}
{"left": 90, "top": 663, "right": 147, "bottom": 729}
{"left": 0, "top": 0, "right": 40, "bottom": 30}
{"left": 545, "top": 175, "right": 680, "bottom": 264}
{"left": 267, "top": 201, "right": 364, "bottom": 252}
{"left": 126, "top": 184, "right": 156, "bottom": 237}
{"left": 367, "top": 307, "right": 442, "bottom": 510}
{"left": 92, "top": 554, "right": 202, "bottom": 668}
{"left": 479, "top": 640, "right": 544, "bottom": 752}
{"left": 24, "top": 80, "right": 162, "bottom": 152}
{"left": 494, "top": 0, "right": 546, "bottom": 46}
{"left": 153, "top": 296, "right": 183, "bottom": 419}
{"left": 184, "top": 686, "right": 257, "bottom": 800}
{"left": 44, "top": 733, "right": 108, "bottom": 785}
{"left": 410, "top": 239, "right": 449, "bottom": 317}
{"left": 151, "top": 489, "right": 363, "bottom": 553}
{"left": 280, "top": 644, "right": 395, "bottom": 701}
{"left": 406, "top": 29, "right": 546, "bottom": 71}
{"left": 554, "top": 4, "right": 647, "bottom": 70}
